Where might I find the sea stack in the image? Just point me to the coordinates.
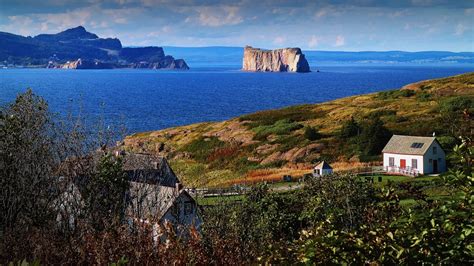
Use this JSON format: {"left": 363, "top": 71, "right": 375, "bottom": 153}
{"left": 242, "top": 46, "right": 310, "bottom": 73}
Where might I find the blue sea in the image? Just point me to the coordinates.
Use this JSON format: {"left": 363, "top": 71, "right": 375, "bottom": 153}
{"left": 0, "top": 65, "right": 473, "bottom": 134}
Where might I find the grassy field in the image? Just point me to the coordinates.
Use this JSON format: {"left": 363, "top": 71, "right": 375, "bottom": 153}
{"left": 197, "top": 173, "right": 452, "bottom": 207}
{"left": 123, "top": 73, "right": 474, "bottom": 187}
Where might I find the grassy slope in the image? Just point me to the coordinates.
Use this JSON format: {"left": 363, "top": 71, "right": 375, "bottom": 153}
{"left": 123, "top": 72, "right": 474, "bottom": 187}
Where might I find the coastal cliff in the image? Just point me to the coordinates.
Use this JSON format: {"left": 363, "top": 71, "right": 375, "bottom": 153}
{"left": 242, "top": 46, "right": 310, "bottom": 72}
{"left": 1, "top": 26, "right": 189, "bottom": 70}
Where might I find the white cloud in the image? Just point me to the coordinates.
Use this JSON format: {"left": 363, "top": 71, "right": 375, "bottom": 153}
{"left": 455, "top": 23, "right": 468, "bottom": 36}
{"left": 193, "top": 6, "right": 243, "bottom": 27}
{"left": 273, "top": 36, "right": 286, "bottom": 46}
{"left": 334, "top": 35, "right": 345, "bottom": 47}
{"left": 308, "top": 35, "right": 320, "bottom": 48}
{"left": 314, "top": 5, "right": 349, "bottom": 19}
{"left": 411, "top": 0, "right": 434, "bottom": 6}
{"left": 4, "top": 16, "right": 34, "bottom": 36}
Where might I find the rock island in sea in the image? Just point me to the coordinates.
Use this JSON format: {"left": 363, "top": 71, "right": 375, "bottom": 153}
{"left": 242, "top": 46, "right": 310, "bottom": 73}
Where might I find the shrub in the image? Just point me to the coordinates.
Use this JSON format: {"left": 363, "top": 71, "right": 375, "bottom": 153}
{"left": 366, "top": 109, "right": 397, "bottom": 119}
{"left": 304, "top": 126, "right": 320, "bottom": 141}
{"left": 416, "top": 91, "right": 432, "bottom": 101}
{"left": 439, "top": 96, "right": 473, "bottom": 113}
{"left": 181, "top": 137, "right": 225, "bottom": 162}
{"left": 252, "top": 119, "right": 303, "bottom": 140}
{"left": 377, "top": 89, "right": 415, "bottom": 100}
{"left": 239, "top": 105, "right": 321, "bottom": 127}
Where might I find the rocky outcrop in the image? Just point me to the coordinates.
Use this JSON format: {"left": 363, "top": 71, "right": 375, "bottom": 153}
{"left": 242, "top": 46, "right": 310, "bottom": 73}
{"left": 59, "top": 59, "right": 113, "bottom": 69}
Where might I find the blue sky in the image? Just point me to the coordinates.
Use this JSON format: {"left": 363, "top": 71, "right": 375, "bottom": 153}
{"left": 1, "top": 0, "right": 473, "bottom": 51}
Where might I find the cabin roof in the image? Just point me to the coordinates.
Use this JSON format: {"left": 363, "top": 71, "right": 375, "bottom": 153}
{"left": 314, "top": 161, "right": 332, "bottom": 170}
{"left": 382, "top": 135, "right": 438, "bottom": 155}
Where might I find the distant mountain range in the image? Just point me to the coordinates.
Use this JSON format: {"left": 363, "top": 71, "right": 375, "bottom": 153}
{"left": 163, "top": 46, "right": 474, "bottom": 68}
{"left": 0, "top": 26, "right": 188, "bottom": 69}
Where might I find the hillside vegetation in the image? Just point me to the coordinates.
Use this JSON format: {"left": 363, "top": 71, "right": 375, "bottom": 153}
{"left": 123, "top": 72, "right": 474, "bottom": 187}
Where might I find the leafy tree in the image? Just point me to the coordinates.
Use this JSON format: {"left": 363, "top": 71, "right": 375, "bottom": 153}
{"left": 0, "top": 89, "right": 60, "bottom": 233}
{"left": 83, "top": 152, "right": 129, "bottom": 229}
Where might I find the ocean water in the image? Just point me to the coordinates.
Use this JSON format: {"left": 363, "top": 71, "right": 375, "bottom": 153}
{"left": 0, "top": 65, "right": 473, "bottom": 134}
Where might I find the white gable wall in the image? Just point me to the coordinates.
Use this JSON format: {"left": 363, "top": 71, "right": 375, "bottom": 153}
{"left": 423, "top": 141, "right": 446, "bottom": 174}
{"left": 161, "top": 192, "right": 202, "bottom": 230}
{"left": 313, "top": 168, "right": 333, "bottom": 177}
{"left": 383, "top": 153, "right": 425, "bottom": 174}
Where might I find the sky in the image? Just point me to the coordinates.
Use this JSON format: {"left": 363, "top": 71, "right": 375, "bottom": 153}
{"left": 0, "top": 0, "right": 473, "bottom": 51}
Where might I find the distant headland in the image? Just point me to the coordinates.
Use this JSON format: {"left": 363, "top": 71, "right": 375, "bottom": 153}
{"left": 0, "top": 26, "right": 189, "bottom": 70}
{"left": 242, "top": 46, "right": 310, "bottom": 73}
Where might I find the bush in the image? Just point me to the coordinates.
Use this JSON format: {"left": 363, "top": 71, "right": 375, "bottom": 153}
{"left": 239, "top": 105, "right": 321, "bottom": 126}
{"left": 367, "top": 109, "right": 397, "bottom": 119}
{"left": 377, "top": 89, "right": 415, "bottom": 100}
{"left": 304, "top": 126, "right": 320, "bottom": 141}
{"left": 416, "top": 91, "right": 432, "bottom": 101}
{"left": 252, "top": 119, "right": 303, "bottom": 140}
{"left": 439, "top": 96, "right": 473, "bottom": 113}
{"left": 181, "top": 137, "right": 225, "bottom": 162}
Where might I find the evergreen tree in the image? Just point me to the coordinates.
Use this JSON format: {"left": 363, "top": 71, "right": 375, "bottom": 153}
{"left": 359, "top": 117, "right": 391, "bottom": 156}
{"left": 304, "top": 126, "right": 320, "bottom": 141}
{"left": 339, "top": 117, "right": 360, "bottom": 139}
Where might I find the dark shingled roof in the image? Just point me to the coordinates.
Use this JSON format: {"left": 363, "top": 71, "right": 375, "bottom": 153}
{"left": 123, "top": 153, "right": 179, "bottom": 188}
{"left": 382, "top": 135, "right": 437, "bottom": 155}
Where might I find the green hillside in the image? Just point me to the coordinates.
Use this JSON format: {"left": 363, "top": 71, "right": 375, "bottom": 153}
{"left": 123, "top": 72, "right": 474, "bottom": 187}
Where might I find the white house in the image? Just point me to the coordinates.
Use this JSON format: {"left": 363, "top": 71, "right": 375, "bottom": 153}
{"left": 382, "top": 135, "right": 446, "bottom": 176}
{"left": 313, "top": 161, "right": 333, "bottom": 177}
{"left": 124, "top": 153, "right": 202, "bottom": 232}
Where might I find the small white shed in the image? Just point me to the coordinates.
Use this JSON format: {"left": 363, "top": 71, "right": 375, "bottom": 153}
{"left": 382, "top": 135, "right": 446, "bottom": 176}
{"left": 313, "top": 161, "right": 333, "bottom": 177}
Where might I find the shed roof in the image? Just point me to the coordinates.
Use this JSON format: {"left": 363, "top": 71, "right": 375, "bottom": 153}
{"left": 382, "top": 135, "right": 437, "bottom": 155}
{"left": 314, "top": 161, "right": 332, "bottom": 170}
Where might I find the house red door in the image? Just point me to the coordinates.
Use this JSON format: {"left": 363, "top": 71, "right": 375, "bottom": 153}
{"left": 400, "top": 159, "right": 406, "bottom": 169}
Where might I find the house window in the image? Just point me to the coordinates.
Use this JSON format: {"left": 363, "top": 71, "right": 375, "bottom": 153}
{"left": 314, "top": 169, "right": 320, "bottom": 175}
{"left": 433, "top": 147, "right": 437, "bottom": 154}
{"left": 184, "top": 202, "right": 194, "bottom": 215}
{"left": 171, "top": 203, "right": 179, "bottom": 218}
{"left": 389, "top": 157, "right": 395, "bottom": 167}
{"left": 429, "top": 159, "right": 433, "bottom": 164}
{"left": 412, "top": 159, "right": 418, "bottom": 169}
{"left": 410, "top": 142, "right": 424, "bottom": 148}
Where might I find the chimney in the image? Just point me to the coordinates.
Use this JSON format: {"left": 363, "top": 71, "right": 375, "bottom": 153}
{"left": 175, "top": 181, "right": 182, "bottom": 193}
{"left": 433, "top": 132, "right": 436, "bottom": 137}
{"left": 152, "top": 161, "right": 158, "bottom": 169}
